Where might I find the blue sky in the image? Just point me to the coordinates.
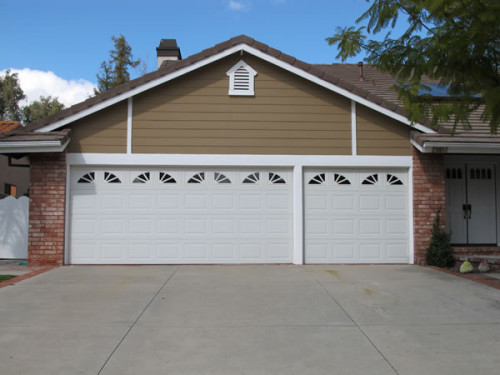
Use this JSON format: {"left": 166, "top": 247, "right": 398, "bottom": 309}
{"left": 1, "top": 0, "right": 399, "bottom": 106}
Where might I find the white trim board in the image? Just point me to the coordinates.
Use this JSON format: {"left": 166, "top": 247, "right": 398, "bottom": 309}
{"left": 66, "top": 153, "right": 412, "bottom": 167}
{"left": 37, "top": 43, "right": 435, "bottom": 134}
{"left": 0, "top": 138, "right": 70, "bottom": 154}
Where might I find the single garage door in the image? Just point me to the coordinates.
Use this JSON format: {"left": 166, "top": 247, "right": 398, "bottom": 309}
{"left": 305, "top": 169, "right": 409, "bottom": 263}
{"left": 69, "top": 167, "right": 292, "bottom": 264}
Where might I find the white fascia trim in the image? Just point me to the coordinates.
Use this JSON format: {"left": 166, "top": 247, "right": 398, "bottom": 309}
{"left": 292, "top": 165, "right": 304, "bottom": 264}
{"left": 36, "top": 45, "right": 253, "bottom": 132}
{"left": 66, "top": 153, "right": 412, "bottom": 167}
{"left": 412, "top": 139, "right": 500, "bottom": 154}
{"left": 64, "top": 163, "right": 71, "bottom": 265}
{"left": 127, "top": 98, "right": 133, "bottom": 154}
{"left": 37, "top": 43, "right": 435, "bottom": 134}
{"left": 0, "top": 138, "right": 70, "bottom": 153}
{"left": 407, "top": 165, "right": 415, "bottom": 264}
{"left": 410, "top": 139, "right": 425, "bottom": 153}
{"left": 244, "top": 46, "right": 435, "bottom": 134}
{"left": 351, "top": 100, "right": 357, "bottom": 155}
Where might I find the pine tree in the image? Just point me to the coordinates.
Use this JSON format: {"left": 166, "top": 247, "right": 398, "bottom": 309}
{"left": 426, "top": 211, "right": 455, "bottom": 268}
{"left": 0, "top": 70, "right": 26, "bottom": 121}
{"left": 95, "top": 35, "right": 140, "bottom": 94}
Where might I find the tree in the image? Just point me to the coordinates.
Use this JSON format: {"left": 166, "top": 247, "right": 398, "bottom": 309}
{"left": 95, "top": 35, "right": 141, "bottom": 94}
{"left": 326, "top": 0, "right": 500, "bottom": 132}
{"left": 0, "top": 70, "right": 26, "bottom": 121}
{"left": 22, "top": 96, "right": 65, "bottom": 124}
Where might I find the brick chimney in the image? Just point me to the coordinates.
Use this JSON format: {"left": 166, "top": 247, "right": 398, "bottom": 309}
{"left": 156, "top": 39, "right": 182, "bottom": 69}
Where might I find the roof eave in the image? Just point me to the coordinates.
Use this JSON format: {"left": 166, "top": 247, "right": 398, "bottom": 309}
{"left": 0, "top": 137, "right": 70, "bottom": 154}
{"left": 411, "top": 139, "right": 500, "bottom": 154}
{"left": 35, "top": 43, "right": 435, "bottom": 134}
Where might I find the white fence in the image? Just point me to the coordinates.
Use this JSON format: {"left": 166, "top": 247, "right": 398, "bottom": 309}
{"left": 0, "top": 196, "right": 29, "bottom": 259}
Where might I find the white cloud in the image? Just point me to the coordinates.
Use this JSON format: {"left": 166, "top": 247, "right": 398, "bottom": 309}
{"left": 228, "top": 0, "right": 245, "bottom": 11}
{"left": 0, "top": 68, "right": 96, "bottom": 108}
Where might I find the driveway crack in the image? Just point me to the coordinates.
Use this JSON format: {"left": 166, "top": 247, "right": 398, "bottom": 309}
{"left": 317, "top": 280, "right": 400, "bottom": 375}
{"left": 97, "top": 266, "right": 179, "bottom": 375}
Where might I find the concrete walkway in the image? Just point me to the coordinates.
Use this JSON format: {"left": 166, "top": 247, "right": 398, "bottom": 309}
{"left": 0, "top": 265, "right": 499, "bottom": 375}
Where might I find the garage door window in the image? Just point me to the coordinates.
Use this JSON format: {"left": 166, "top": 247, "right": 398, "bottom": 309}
{"left": 362, "top": 174, "right": 378, "bottom": 185}
{"left": 104, "top": 172, "right": 121, "bottom": 184}
{"left": 133, "top": 172, "right": 151, "bottom": 184}
{"left": 242, "top": 172, "right": 260, "bottom": 184}
{"left": 188, "top": 172, "right": 205, "bottom": 184}
{"left": 160, "top": 172, "right": 176, "bottom": 184}
{"left": 77, "top": 172, "right": 95, "bottom": 184}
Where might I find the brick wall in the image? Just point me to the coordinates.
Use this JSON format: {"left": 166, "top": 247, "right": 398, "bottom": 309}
{"left": 28, "top": 153, "right": 66, "bottom": 266}
{"left": 412, "top": 147, "right": 446, "bottom": 265}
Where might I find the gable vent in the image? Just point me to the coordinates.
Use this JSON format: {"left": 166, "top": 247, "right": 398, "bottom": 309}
{"left": 226, "top": 60, "right": 257, "bottom": 96}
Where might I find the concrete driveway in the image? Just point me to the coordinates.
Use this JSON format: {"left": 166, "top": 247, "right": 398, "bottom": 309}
{"left": 0, "top": 265, "right": 499, "bottom": 375}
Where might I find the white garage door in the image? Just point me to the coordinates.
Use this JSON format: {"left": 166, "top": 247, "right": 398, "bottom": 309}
{"left": 305, "top": 169, "right": 409, "bottom": 263}
{"left": 69, "top": 167, "right": 292, "bottom": 264}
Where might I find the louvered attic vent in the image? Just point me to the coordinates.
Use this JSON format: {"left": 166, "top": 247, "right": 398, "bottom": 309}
{"left": 226, "top": 60, "right": 257, "bottom": 96}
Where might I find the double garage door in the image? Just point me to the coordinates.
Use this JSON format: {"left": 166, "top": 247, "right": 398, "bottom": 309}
{"left": 69, "top": 167, "right": 409, "bottom": 264}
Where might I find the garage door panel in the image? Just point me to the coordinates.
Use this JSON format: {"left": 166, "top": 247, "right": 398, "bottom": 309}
{"left": 305, "top": 169, "right": 409, "bottom": 264}
{"left": 157, "top": 194, "right": 180, "bottom": 209}
{"left": 129, "top": 219, "right": 153, "bottom": 234}
{"left": 128, "top": 244, "right": 152, "bottom": 261}
{"left": 70, "top": 167, "right": 292, "bottom": 264}
{"left": 334, "top": 243, "right": 356, "bottom": 260}
{"left": 386, "top": 243, "right": 409, "bottom": 259}
{"left": 359, "top": 195, "right": 381, "bottom": 211}
{"left": 386, "top": 219, "right": 408, "bottom": 235}
{"left": 333, "top": 195, "right": 355, "bottom": 210}
{"left": 359, "top": 243, "right": 382, "bottom": 259}
{"left": 333, "top": 219, "right": 355, "bottom": 235}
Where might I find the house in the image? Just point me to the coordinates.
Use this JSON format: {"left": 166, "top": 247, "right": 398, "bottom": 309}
{"left": 0, "top": 121, "right": 30, "bottom": 198}
{"left": 0, "top": 35, "right": 498, "bottom": 266}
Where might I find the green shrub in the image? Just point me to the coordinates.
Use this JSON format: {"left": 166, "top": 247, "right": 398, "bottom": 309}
{"left": 426, "top": 211, "right": 455, "bottom": 268}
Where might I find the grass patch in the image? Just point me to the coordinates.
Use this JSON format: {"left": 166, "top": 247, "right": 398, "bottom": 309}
{"left": 0, "top": 275, "right": 16, "bottom": 282}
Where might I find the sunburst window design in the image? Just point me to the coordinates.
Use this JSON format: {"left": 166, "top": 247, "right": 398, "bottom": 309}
{"left": 188, "top": 172, "right": 205, "bottom": 184}
{"left": 133, "top": 172, "right": 150, "bottom": 183}
{"left": 77, "top": 172, "right": 95, "bottom": 184}
{"left": 160, "top": 172, "right": 176, "bottom": 184}
{"left": 269, "top": 173, "right": 286, "bottom": 184}
{"left": 333, "top": 173, "right": 351, "bottom": 185}
{"left": 362, "top": 174, "right": 378, "bottom": 185}
{"left": 214, "top": 172, "right": 231, "bottom": 184}
{"left": 243, "top": 172, "right": 260, "bottom": 184}
{"left": 387, "top": 174, "right": 403, "bottom": 185}
{"left": 104, "top": 172, "right": 121, "bottom": 183}
{"left": 309, "top": 174, "right": 325, "bottom": 185}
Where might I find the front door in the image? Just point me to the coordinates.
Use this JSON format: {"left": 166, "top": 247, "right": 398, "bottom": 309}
{"left": 445, "top": 163, "right": 497, "bottom": 244}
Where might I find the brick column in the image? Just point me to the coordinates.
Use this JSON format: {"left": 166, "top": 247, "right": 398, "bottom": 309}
{"left": 412, "top": 147, "right": 445, "bottom": 265}
{"left": 28, "top": 153, "right": 66, "bottom": 266}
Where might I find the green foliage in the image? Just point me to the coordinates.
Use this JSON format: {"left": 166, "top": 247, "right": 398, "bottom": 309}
{"left": 326, "top": 0, "right": 500, "bottom": 132}
{"left": 95, "top": 35, "right": 140, "bottom": 94}
{"left": 426, "top": 211, "right": 455, "bottom": 268}
{"left": 0, "top": 70, "right": 26, "bottom": 121}
{"left": 0, "top": 275, "right": 16, "bottom": 282}
{"left": 22, "top": 96, "right": 65, "bottom": 124}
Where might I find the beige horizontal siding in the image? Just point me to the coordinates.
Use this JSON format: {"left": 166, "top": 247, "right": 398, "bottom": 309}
{"left": 132, "top": 54, "right": 352, "bottom": 155}
{"left": 356, "top": 104, "right": 411, "bottom": 156}
{"left": 66, "top": 102, "right": 127, "bottom": 153}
